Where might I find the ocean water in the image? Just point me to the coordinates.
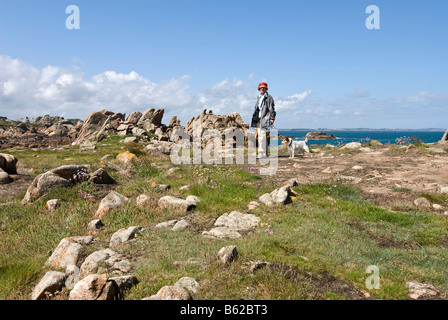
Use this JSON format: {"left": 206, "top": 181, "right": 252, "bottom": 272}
{"left": 274, "top": 130, "right": 446, "bottom": 146}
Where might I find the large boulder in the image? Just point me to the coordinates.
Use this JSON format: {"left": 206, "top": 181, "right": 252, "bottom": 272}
{"left": 22, "top": 172, "right": 71, "bottom": 204}
{"left": 22, "top": 165, "right": 89, "bottom": 203}
{"left": 305, "top": 132, "right": 337, "bottom": 140}
{"left": 137, "top": 108, "right": 165, "bottom": 130}
{"left": 73, "top": 110, "right": 115, "bottom": 145}
{"left": 126, "top": 111, "right": 143, "bottom": 125}
{"left": 0, "top": 153, "right": 18, "bottom": 174}
{"left": 185, "top": 109, "right": 249, "bottom": 138}
{"left": 440, "top": 129, "right": 448, "bottom": 144}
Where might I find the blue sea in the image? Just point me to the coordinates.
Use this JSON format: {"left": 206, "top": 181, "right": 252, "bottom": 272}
{"left": 275, "top": 130, "right": 446, "bottom": 146}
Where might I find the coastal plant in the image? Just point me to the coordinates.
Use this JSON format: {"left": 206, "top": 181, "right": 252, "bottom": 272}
{"left": 395, "top": 136, "right": 412, "bottom": 145}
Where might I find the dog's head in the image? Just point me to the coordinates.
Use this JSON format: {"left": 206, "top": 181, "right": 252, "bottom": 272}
{"left": 282, "top": 137, "right": 293, "bottom": 146}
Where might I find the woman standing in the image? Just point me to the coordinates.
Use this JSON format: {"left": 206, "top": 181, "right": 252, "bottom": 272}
{"left": 251, "top": 82, "right": 276, "bottom": 158}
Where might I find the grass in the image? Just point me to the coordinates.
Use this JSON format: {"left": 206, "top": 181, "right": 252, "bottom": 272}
{"left": 1, "top": 136, "right": 448, "bottom": 300}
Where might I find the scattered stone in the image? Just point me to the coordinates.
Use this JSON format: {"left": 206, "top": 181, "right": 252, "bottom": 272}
{"left": 158, "top": 195, "right": 197, "bottom": 213}
{"left": 270, "top": 186, "right": 293, "bottom": 204}
{"left": 109, "top": 275, "right": 139, "bottom": 297}
{"left": 214, "top": 211, "right": 260, "bottom": 232}
{"left": 322, "top": 165, "right": 346, "bottom": 174}
{"left": 258, "top": 193, "right": 274, "bottom": 206}
{"left": 155, "top": 220, "right": 178, "bottom": 229}
{"left": 171, "top": 219, "right": 190, "bottom": 232}
{"left": 46, "top": 236, "right": 94, "bottom": 270}
{"left": 0, "top": 171, "right": 13, "bottom": 184}
{"left": 186, "top": 195, "right": 200, "bottom": 206}
{"left": 179, "top": 185, "right": 190, "bottom": 191}
{"left": 109, "top": 226, "right": 143, "bottom": 247}
{"left": 203, "top": 211, "right": 260, "bottom": 240}
{"left": 88, "top": 168, "right": 116, "bottom": 184}
{"left": 174, "top": 277, "right": 200, "bottom": 296}
{"left": 95, "top": 191, "right": 129, "bottom": 219}
{"left": 152, "top": 183, "right": 171, "bottom": 191}
{"left": 259, "top": 185, "right": 293, "bottom": 206}
{"left": 217, "top": 245, "right": 238, "bottom": 265}
{"left": 87, "top": 219, "right": 104, "bottom": 236}
{"left": 64, "top": 265, "right": 80, "bottom": 290}
{"left": 340, "top": 175, "right": 363, "bottom": 184}
{"left": 155, "top": 285, "right": 192, "bottom": 300}
{"left": 414, "top": 197, "right": 431, "bottom": 210}
{"left": 136, "top": 194, "right": 151, "bottom": 206}
{"left": 69, "top": 274, "right": 117, "bottom": 300}
{"left": 202, "top": 226, "right": 242, "bottom": 240}
{"left": 31, "top": 271, "right": 67, "bottom": 300}
{"left": 342, "top": 142, "right": 362, "bottom": 149}
{"left": 122, "top": 137, "right": 138, "bottom": 144}
{"left": 247, "top": 201, "right": 260, "bottom": 211}
{"left": 44, "top": 199, "right": 59, "bottom": 212}
{"left": 440, "top": 186, "right": 448, "bottom": 194}
{"left": 285, "top": 178, "right": 298, "bottom": 187}
{"left": 80, "top": 248, "right": 132, "bottom": 278}
{"left": 116, "top": 151, "right": 137, "bottom": 164}
{"left": 406, "top": 281, "right": 441, "bottom": 300}
{"left": 243, "top": 261, "right": 271, "bottom": 273}
{"left": 352, "top": 165, "right": 364, "bottom": 171}
{"left": 173, "top": 258, "right": 203, "bottom": 267}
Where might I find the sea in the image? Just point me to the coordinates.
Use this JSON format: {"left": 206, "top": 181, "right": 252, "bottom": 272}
{"left": 274, "top": 130, "right": 446, "bottom": 146}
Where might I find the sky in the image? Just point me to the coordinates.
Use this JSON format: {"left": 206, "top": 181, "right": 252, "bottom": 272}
{"left": 0, "top": 0, "right": 447, "bottom": 129}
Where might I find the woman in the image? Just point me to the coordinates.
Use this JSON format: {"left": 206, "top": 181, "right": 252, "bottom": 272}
{"left": 251, "top": 82, "right": 276, "bottom": 158}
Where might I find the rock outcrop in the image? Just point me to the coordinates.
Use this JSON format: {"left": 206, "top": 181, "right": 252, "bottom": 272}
{"left": 0, "top": 116, "right": 80, "bottom": 149}
{"left": 305, "top": 132, "right": 337, "bottom": 140}
{"left": 440, "top": 129, "right": 448, "bottom": 144}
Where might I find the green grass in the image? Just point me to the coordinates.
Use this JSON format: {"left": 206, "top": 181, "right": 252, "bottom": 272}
{"left": 1, "top": 139, "right": 448, "bottom": 300}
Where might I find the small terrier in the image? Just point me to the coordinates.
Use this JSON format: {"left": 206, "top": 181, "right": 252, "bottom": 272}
{"left": 283, "top": 137, "right": 310, "bottom": 158}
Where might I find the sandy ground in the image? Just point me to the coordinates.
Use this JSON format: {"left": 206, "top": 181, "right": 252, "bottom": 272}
{"left": 267, "top": 144, "right": 448, "bottom": 211}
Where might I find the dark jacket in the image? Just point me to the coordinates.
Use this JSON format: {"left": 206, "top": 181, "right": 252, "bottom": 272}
{"left": 251, "top": 92, "right": 276, "bottom": 129}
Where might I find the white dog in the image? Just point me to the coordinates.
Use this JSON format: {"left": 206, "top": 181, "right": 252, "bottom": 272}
{"left": 283, "top": 137, "right": 310, "bottom": 158}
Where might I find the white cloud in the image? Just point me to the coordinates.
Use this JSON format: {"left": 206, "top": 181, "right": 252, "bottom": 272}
{"left": 0, "top": 55, "right": 192, "bottom": 121}
{"left": 0, "top": 56, "right": 446, "bottom": 129}
{"left": 275, "top": 90, "right": 312, "bottom": 111}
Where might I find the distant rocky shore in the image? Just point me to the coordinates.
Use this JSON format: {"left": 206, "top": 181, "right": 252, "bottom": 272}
{"left": 1, "top": 110, "right": 447, "bottom": 150}
{"left": 0, "top": 108, "right": 250, "bottom": 150}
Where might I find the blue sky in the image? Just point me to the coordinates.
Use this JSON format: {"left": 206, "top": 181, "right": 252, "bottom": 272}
{"left": 0, "top": 0, "right": 447, "bottom": 129}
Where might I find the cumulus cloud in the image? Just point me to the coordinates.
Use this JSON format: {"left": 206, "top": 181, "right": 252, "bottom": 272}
{"left": 0, "top": 55, "right": 192, "bottom": 121}
{"left": 1, "top": 55, "right": 445, "bottom": 129}
{"left": 0, "top": 55, "right": 315, "bottom": 127}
